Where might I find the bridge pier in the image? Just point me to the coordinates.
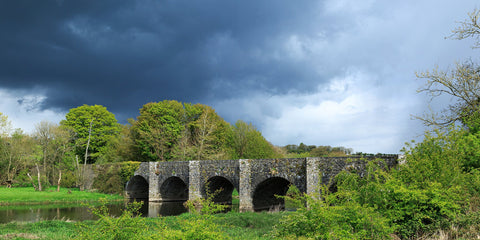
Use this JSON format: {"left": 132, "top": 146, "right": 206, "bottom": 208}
{"left": 149, "top": 162, "right": 161, "bottom": 201}
{"left": 239, "top": 159, "right": 253, "bottom": 212}
{"left": 306, "top": 157, "right": 322, "bottom": 198}
{"left": 188, "top": 160, "right": 202, "bottom": 200}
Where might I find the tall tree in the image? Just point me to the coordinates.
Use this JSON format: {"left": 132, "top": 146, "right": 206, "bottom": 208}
{"left": 133, "top": 100, "right": 185, "bottom": 161}
{"left": 60, "top": 105, "right": 120, "bottom": 164}
{"left": 231, "top": 120, "right": 280, "bottom": 159}
{"left": 182, "top": 104, "right": 233, "bottom": 160}
{"left": 0, "top": 113, "right": 12, "bottom": 184}
{"left": 33, "top": 121, "right": 56, "bottom": 182}
{"left": 33, "top": 121, "right": 72, "bottom": 191}
{"left": 96, "top": 120, "right": 138, "bottom": 163}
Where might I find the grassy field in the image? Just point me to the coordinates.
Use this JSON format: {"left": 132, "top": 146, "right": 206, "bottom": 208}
{"left": 0, "top": 211, "right": 285, "bottom": 240}
{"left": 0, "top": 187, "right": 123, "bottom": 205}
{"left": 0, "top": 187, "right": 286, "bottom": 239}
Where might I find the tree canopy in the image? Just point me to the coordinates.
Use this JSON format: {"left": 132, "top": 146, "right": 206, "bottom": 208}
{"left": 132, "top": 100, "right": 281, "bottom": 161}
{"left": 60, "top": 104, "right": 121, "bottom": 163}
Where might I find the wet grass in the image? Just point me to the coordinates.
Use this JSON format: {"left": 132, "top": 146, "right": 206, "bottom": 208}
{"left": 0, "top": 187, "right": 123, "bottom": 206}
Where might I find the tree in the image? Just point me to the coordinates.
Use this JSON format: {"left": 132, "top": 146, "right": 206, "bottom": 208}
{"left": 416, "top": 9, "right": 480, "bottom": 129}
{"left": 60, "top": 105, "right": 120, "bottom": 164}
{"left": 231, "top": 120, "right": 280, "bottom": 159}
{"left": 2, "top": 129, "right": 36, "bottom": 187}
{"left": 133, "top": 101, "right": 235, "bottom": 161}
{"left": 96, "top": 120, "right": 139, "bottom": 163}
{"left": 133, "top": 100, "right": 185, "bottom": 161}
{"left": 33, "top": 121, "right": 56, "bottom": 183}
{"left": 0, "top": 112, "right": 12, "bottom": 184}
{"left": 33, "top": 121, "right": 73, "bottom": 191}
{"left": 184, "top": 104, "right": 233, "bottom": 160}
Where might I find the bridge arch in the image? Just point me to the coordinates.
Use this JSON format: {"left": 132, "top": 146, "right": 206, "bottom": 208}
{"left": 205, "top": 176, "right": 235, "bottom": 203}
{"left": 126, "top": 175, "right": 149, "bottom": 200}
{"left": 160, "top": 176, "right": 188, "bottom": 201}
{"left": 252, "top": 177, "right": 291, "bottom": 211}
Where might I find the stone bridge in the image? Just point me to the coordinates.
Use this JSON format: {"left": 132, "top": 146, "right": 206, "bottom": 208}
{"left": 125, "top": 156, "right": 397, "bottom": 212}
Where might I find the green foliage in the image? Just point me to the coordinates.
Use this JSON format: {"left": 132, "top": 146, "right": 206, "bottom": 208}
{"left": 132, "top": 100, "right": 279, "bottom": 161}
{"left": 272, "top": 186, "right": 393, "bottom": 239}
{"left": 96, "top": 122, "right": 139, "bottom": 163}
{"left": 133, "top": 100, "right": 185, "bottom": 161}
{"left": 184, "top": 185, "right": 229, "bottom": 215}
{"left": 60, "top": 169, "right": 78, "bottom": 188}
{"left": 231, "top": 120, "right": 280, "bottom": 159}
{"left": 61, "top": 104, "right": 121, "bottom": 164}
{"left": 334, "top": 167, "right": 461, "bottom": 239}
{"left": 76, "top": 199, "right": 151, "bottom": 240}
{"left": 0, "top": 211, "right": 287, "bottom": 240}
{"left": 119, "top": 161, "right": 141, "bottom": 184}
{"left": 283, "top": 143, "right": 353, "bottom": 158}
{"left": 399, "top": 127, "right": 473, "bottom": 188}
{"left": 93, "top": 164, "right": 123, "bottom": 194}
{"left": 92, "top": 162, "right": 140, "bottom": 194}
{"left": 176, "top": 103, "right": 235, "bottom": 161}
{"left": 157, "top": 217, "right": 228, "bottom": 240}
{"left": 327, "top": 129, "right": 480, "bottom": 239}
{"left": 76, "top": 198, "right": 228, "bottom": 240}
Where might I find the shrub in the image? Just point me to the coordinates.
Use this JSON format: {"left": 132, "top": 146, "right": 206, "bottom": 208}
{"left": 334, "top": 160, "right": 463, "bottom": 239}
{"left": 271, "top": 187, "right": 393, "bottom": 240}
{"left": 75, "top": 199, "right": 150, "bottom": 240}
{"left": 92, "top": 162, "right": 141, "bottom": 194}
{"left": 184, "top": 187, "right": 229, "bottom": 215}
{"left": 157, "top": 217, "right": 228, "bottom": 240}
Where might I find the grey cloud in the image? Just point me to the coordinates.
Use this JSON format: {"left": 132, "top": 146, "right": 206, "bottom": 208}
{"left": 0, "top": 0, "right": 330, "bottom": 121}
{"left": 1, "top": 0, "right": 480, "bottom": 153}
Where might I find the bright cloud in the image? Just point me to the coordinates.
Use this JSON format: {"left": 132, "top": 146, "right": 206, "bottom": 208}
{"left": 0, "top": 89, "right": 65, "bottom": 134}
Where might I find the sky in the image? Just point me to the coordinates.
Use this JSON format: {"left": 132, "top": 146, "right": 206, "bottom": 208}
{"left": 0, "top": 0, "right": 478, "bottom": 154}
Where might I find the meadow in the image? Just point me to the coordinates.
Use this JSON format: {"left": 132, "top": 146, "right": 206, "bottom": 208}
{"left": 0, "top": 187, "right": 123, "bottom": 206}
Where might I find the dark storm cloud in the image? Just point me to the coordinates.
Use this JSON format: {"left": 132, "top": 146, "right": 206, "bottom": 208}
{"left": 0, "top": 0, "right": 326, "bottom": 119}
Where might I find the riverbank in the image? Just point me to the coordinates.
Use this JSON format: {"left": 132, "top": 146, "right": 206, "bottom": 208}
{"left": 0, "top": 211, "right": 285, "bottom": 240}
{"left": 0, "top": 187, "right": 123, "bottom": 205}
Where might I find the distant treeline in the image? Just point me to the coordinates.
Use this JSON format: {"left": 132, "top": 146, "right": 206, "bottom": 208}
{"left": 282, "top": 143, "right": 353, "bottom": 157}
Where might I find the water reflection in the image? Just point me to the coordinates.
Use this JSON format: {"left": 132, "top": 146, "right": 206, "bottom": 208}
{"left": 0, "top": 201, "right": 190, "bottom": 224}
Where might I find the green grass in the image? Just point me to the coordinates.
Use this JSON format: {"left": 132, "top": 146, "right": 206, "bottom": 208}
{"left": 0, "top": 220, "right": 76, "bottom": 240}
{"left": 0, "top": 187, "right": 123, "bottom": 205}
{"left": 214, "top": 211, "right": 287, "bottom": 239}
{"left": 0, "top": 211, "right": 286, "bottom": 240}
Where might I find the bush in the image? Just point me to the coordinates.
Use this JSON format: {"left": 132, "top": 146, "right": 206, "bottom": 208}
{"left": 184, "top": 186, "right": 229, "bottom": 215}
{"left": 271, "top": 187, "right": 393, "bottom": 240}
{"left": 92, "top": 162, "right": 141, "bottom": 194}
{"left": 75, "top": 198, "right": 229, "bottom": 240}
{"left": 75, "top": 199, "right": 151, "bottom": 240}
{"left": 333, "top": 160, "right": 464, "bottom": 239}
{"left": 157, "top": 216, "right": 228, "bottom": 240}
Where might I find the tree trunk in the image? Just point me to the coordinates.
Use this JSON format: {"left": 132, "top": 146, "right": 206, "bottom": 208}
{"left": 43, "top": 148, "right": 47, "bottom": 184}
{"left": 7, "top": 155, "right": 11, "bottom": 182}
{"left": 82, "top": 119, "right": 94, "bottom": 191}
{"left": 57, "top": 170, "right": 62, "bottom": 192}
{"left": 27, "top": 173, "right": 38, "bottom": 191}
{"left": 36, "top": 164, "right": 42, "bottom": 191}
{"left": 75, "top": 155, "right": 80, "bottom": 188}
